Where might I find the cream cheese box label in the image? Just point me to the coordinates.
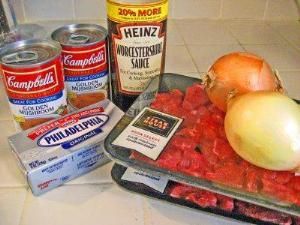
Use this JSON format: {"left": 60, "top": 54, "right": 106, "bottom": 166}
{"left": 112, "top": 107, "right": 183, "bottom": 160}
{"left": 35, "top": 112, "right": 109, "bottom": 149}
{"left": 8, "top": 99, "right": 124, "bottom": 195}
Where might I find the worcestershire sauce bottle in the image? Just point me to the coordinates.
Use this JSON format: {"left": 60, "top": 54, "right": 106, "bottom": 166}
{"left": 107, "top": 0, "right": 168, "bottom": 111}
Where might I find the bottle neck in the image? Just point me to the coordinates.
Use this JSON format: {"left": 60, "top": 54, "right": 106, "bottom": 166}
{"left": 108, "top": 0, "right": 166, "bottom": 4}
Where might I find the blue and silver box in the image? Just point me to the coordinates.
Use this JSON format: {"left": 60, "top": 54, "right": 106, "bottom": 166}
{"left": 8, "top": 99, "right": 124, "bottom": 195}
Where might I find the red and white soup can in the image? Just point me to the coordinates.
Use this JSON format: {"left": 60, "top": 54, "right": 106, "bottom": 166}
{"left": 52, "top": 24, "right": 109, "bottom": 110}
{"left": 0, "top": 39, "right": 67, "bottom": 131}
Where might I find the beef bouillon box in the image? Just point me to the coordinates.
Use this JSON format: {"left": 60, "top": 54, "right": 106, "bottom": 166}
{"left": 9, "top": 99, "right": 124, "bottom": 195}
{"left": 104, "top": 73, "right": 300, "bottom": 217}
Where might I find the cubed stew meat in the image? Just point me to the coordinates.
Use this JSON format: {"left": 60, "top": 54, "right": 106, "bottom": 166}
{"left": 131, "top": 83, "right": 300, "bottom": 206}
{"left": 168, "top": 182, "right": 297, "bottom": 225}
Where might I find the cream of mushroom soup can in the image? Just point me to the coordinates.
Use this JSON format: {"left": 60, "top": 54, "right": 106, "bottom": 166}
{"left": 0, "top": 39, "right": 68, "bottom": 131}
{"left": 51, "top": 24, "right": 109, "bottom": 110}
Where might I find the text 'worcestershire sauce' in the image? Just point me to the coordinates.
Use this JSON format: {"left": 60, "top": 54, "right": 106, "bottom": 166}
{"left": 107, "top": 0, "right": 168, "bottom": 111}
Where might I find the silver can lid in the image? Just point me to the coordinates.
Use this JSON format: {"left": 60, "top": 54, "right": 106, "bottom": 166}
{"left": 51, "top": 24, "right": 107, "bottom": 47}
{"left": 0, "top": 39, "right": 61, "bottom": 67}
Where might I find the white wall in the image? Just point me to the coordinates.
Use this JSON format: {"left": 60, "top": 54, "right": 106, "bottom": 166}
{"left": 13, "top": 0, "right": 300, "bottom": 22}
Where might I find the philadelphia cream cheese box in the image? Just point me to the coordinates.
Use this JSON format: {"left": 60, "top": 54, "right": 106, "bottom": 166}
{"left": 8, "top": 99, "right": 124, "bottom": 195}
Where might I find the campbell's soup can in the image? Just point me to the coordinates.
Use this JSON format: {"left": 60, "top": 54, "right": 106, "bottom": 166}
{"left": 51, "top": 24, "right": 109, "bottom": 110}
{"left": 107, "top": 0, "right": 168, "bottom": 111}
{"left": 0, "top": 39, "right": 68, "bottom": 131}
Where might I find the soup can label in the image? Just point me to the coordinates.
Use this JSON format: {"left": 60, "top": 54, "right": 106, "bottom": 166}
{"left": 52, "top": 24, "right": 109, "bottom": 110}
{"left": 0, "top": 40, "right": 67, "bottom": 131}
{"left": 107, "top": 0, "right": 168, "bottom": 95}
{"left": 62, "top": 42, "right": 108, "bottom": 109}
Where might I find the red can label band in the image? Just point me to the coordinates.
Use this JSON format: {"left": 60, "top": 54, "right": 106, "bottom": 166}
{"left": 52, "top": 25, "right": 109, "bottom": 110}
{"left": 2, "top": 55, "right": 67, "bottom": 131}
{"left": 63, "top": 45, "right": 106, "bottom": 70}
{"left": 63, "top": 43, "right": 108, "bottom": 109}
{"left": 5, "top": 64, "right": 60, "bottom": 95}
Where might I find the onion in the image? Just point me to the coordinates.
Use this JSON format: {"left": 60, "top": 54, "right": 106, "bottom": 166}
{"left": 204, "top": 52, "right": 283, "bottom": 112}
{"left": 225, "top": 91, "right": 300, "bottom": 171}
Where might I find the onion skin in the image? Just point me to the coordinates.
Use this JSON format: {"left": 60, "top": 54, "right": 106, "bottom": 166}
{"left": 225, "top": 91, "right": 300, "bottom": 171}
{"left": 205, "top": 52, "right": 283, "bottom": 112}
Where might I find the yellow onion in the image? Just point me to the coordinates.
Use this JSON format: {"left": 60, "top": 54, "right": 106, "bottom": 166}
{"left": 225, "top": 91, "right": 300, "bottom": 171}
{"left": 204, "top": 52, "right": 283, "bottom": 112}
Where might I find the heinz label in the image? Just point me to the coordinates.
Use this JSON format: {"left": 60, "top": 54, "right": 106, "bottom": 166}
{"left": 108, "top": 0, "right": 168, "bottom": 107}
{"left": 112, "top": 24, "right": 165, "bottom": 94}
{"left": 2, "top": 56, "right": 67, "bottom": 131}
{"left": 62, "top": 42, "right": 108, "bottom": 109}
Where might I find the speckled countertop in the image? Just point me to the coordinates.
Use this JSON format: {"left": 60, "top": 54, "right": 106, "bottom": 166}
{"left": 1, "top": 19, "right": 300, "bottom": 225}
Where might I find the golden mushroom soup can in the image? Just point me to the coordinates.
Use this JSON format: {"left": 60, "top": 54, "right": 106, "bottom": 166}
{"left": 52, "top": 24, "right": 109, "bottom": 110}
{"left": 107, "top": 0, "right": 168, "bottom": 111}
{"left": 0, "top": 39, "right": 68, "bottom": 131}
